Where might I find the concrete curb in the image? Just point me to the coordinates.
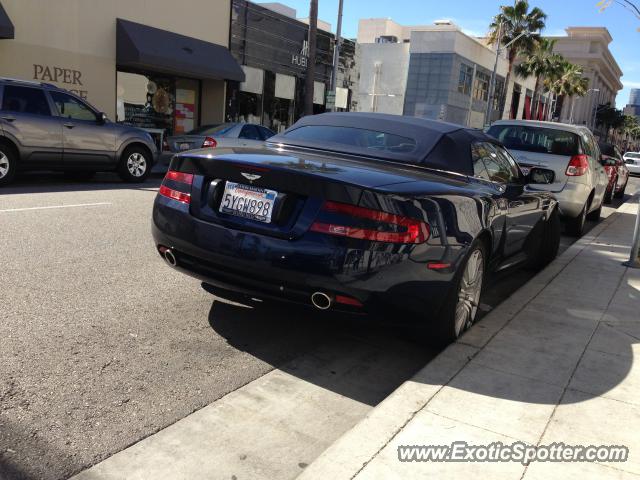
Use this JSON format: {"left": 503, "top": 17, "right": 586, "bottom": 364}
{"left": 297, "top": 200, "right": 633, "bottom": 480}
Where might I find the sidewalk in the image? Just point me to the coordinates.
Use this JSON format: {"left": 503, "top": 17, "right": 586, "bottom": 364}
{"left": 299, "top": 196, "right": 640, "bottom": 480}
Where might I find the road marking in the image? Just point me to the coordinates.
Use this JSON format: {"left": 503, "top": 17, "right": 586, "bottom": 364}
{"left": 0, "top": 202, "right": 111, "bottom": 213}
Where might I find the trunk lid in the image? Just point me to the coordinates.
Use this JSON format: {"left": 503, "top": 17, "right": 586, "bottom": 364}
{"left": 167, "top": 135, "right": 206, "bottom": 153}
{"left": 170, "top": 146, "right": 467, "bottom": 239}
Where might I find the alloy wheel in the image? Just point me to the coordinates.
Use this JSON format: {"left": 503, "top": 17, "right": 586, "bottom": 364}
{"left": 454, "top": 248, "right": 484, "bottom": 337}
{"left": 126, "top": 153, "right": 147, "bottom": 177}
{"left": 0, "top": 151, "right": 9, "bottom": 179}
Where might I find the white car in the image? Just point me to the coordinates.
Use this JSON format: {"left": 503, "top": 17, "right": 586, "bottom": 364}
{"left": 623, "top": 151, "right": 640, "bottom": 175}
{"left": 488, "top": 120, "right": 608, "bottom": 237}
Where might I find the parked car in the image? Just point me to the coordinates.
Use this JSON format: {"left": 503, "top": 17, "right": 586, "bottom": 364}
{"left": 598, "top": 141, "right": 629, "bottom": 202}
{"left": 0, "top": 78, "right": 157, "bottom": 186}
{"left": 152, "top": 112, "right": 560, "bottom": 346}
{"left": 488, "top": 120, "right": 608, "bottom": 236}
{"left": 624, "top": 151, "right": 640, "bottom": 175}
{"left": 159, "top": 123, "right": 276, "bottom": 167}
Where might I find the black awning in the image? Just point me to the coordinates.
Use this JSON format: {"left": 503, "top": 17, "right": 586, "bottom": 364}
{"left": 116, "top": 18, "right": 245, "bottom": 82}
{"left": 0, "top": 2, "right": 14, "bottom": 39}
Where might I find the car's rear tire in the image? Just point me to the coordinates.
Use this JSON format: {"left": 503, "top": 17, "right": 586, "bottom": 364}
{"left": 565, "top": 202, "right": 587, "bottom": 237}
{"left": 604, "top": 179, "right": 615, "bottom": 204}
{"left": 614, "top": 180, "right": 627, "bottom": 199}
{"left": 118, "top": 146, "right": 151, "bottom": 183}
{"left": 586, "top": 200, "right": 602, "bottom": 222}
{"left": 426, "top": 240, "right": 486, "bottom": 347}
{"left": 0, "top": 143, "right": 17, "bottom": 187}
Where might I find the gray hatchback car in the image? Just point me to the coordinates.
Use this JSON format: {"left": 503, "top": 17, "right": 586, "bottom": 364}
{"left": 0, "top": 78, "right": 157, "bottom": 186}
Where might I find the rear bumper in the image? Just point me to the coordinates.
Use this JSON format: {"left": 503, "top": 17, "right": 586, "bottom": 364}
{"left": 552, "top": 181, "right": 592, "bottom": 218}
{"left": 151, "top": 196, "right": 463, "bottom": 320}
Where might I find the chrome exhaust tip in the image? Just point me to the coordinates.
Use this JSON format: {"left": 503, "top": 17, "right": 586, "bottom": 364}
{"left": 311, "top": 291, "right": 332, "bottom": 310}
{"left": 163, "top": 249, "right": 177, "bottom": 267}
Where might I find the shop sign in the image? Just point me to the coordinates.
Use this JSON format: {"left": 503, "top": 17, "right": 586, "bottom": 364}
{"left": 291, "top": 40, "right": 309, "bottom": 68}
{"left": 33, "top": 64, "right": 88, "bottom": 99}
{"left": 325, "top": 90, "right": 336, "bottom": 110}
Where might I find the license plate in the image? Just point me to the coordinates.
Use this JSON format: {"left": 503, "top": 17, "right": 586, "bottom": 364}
{"left": 179, "top": 143, "right": 191, "bottom": 151}
{"left": 219, "top": 181, "right": 277, "bottom": 223}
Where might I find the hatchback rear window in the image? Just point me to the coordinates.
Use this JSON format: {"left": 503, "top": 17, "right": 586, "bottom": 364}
{"left": 282, "top": 125, "right": 417, "bottom": 154}
{"left": 626, "top": 153, "right": 640, "bottom": 159}
{"left": 488, "top": 124, "right": 580, "bottom": 156}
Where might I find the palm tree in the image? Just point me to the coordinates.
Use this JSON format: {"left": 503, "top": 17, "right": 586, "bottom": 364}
{"left": 515, "top": 38, "right": 558, "bottom": 118}
{"left": 545, "top": 61, "right": 589, "bottom": 123}
{"left": 488, "top": 1, "right": 547, "bottom": 117}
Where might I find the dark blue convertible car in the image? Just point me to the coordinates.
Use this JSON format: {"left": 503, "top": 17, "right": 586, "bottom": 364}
{"left": 152, "top": 113, "right": 559, "bottom": 345}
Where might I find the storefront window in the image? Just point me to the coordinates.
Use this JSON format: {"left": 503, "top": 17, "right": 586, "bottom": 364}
{"left": 116, "top": 71, "right": 199, "bottom": 139}
{"left": 263, "top": 71, "right": 295, "bottom": 133}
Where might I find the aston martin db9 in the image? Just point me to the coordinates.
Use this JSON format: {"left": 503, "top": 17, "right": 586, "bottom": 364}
{"left": 152, "top": 113, "right": 560, "bottom": 345}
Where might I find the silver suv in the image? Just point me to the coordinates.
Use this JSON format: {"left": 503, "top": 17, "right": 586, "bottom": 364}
{"left": 0, "top": 78, "right": 157, "bottom": 186}
{"left": 488, "top": 120, "right": 608, "bottom": 236}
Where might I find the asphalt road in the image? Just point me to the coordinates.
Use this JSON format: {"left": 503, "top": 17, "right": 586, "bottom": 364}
{"left": 1, "top": 172, "right": 638, "bottom": 480}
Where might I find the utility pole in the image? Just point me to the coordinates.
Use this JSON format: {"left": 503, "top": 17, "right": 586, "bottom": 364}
{"left": 485, "top": 20, "right": 502, "bottom": 127}
{"left": 484, "top": 27, "right": 528, "bottom": 127}
{"left": 328, "top": 0, "right": 344, "bottom": 111}
{"left": 304, "top": 0, "right": 318, "bottom": 116}
{"left": 467, "top": 64, "right": 477, "bottom": 127}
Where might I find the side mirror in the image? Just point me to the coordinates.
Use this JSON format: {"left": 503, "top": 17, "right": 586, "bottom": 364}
{"left": 527, "top": 167, "right": 555, "bottom": 185}
{"left": 98, "top": 112, "right": 108, "bottom": 124}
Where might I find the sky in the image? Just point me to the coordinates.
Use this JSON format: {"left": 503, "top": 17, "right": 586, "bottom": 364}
{"left": 278, "top": 0, "right": 639, "bottom": 108}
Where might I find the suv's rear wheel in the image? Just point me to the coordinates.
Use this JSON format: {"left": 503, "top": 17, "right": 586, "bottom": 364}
{"left": 0, "top": 143, "right": 17, "bottom": 186}
{"left": 118, "top": 146, "right": 151, "bottom": 183}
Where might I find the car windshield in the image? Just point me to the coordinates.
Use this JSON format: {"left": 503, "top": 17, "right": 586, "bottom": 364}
{"left": 625, "top": 152, "right": 640, "bottom": 159}
{"left": 281, "top": 125, "right": 417, "bottom": 154}
{"left": 488, "top": 125, "right": 580, "bottom": 156}
{"left": 186, "top": 124, "right": 236, "bottom": 136}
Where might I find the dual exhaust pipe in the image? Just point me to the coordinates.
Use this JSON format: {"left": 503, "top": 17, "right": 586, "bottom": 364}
{"left": 159, "top": 245, "right": 335, "bottom": 311}
{"left": 311, "top": 291, "right": 332, "bottom": 310}
{"left": 159, "top": 246, "right": 177, "bottom": 267}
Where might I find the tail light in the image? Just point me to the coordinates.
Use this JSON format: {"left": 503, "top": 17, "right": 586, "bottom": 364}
{"left": 566, "top": 154, "right": 589, "bottom": 176}
{"left": 159, "top": 169, "right": 193, "bottom": 204}
{"left": 202, "top": 137, "right": 217, "bottom": 148}
{"left": 310, "top": 201, "right": 429, "bottom": 244}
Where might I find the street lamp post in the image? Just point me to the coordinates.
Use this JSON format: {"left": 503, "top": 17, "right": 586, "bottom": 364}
{"left": 590, "top": 89, "right": 601, "bottom": 131}
{"left": 484, "top": 28, "right": 528, "bottom": 127}
{"left": 328, "top": 0, "right": 344, "bottom": 112}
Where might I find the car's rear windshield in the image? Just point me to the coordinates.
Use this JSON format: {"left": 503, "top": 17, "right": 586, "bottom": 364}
{"left": 281, "top": 125, "right": 417, "bottom": 154}
{"left": 186, "top": 124, "right": 235, "bottom": 136}
{"left": 599, "top": 143, "right": 615, "bottom": 156}
{"left": 487, "top": 124, "right": 580, "bottom": 156}
{"left": 626, "top": 152, "right": 640, "bottom": 159}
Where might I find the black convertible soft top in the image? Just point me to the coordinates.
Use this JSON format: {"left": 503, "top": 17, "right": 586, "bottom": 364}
{"left": 268, "top": 112, "right": 496, "bottom": 176}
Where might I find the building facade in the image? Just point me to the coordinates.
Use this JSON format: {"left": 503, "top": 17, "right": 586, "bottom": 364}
{"left": 226, "top": 0, "right": 357, "bottom": 133}
{"left": 0, "top": 0, "right": 245, "bottom": 146}
{"left": 550, "top": 27, "right": 623, "bottom": 130}
{"left": 623, "top": 88, "right": 640, "bottom": 121}
{"left": 355, "top": 19, "right": 544, "bottom": 128}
